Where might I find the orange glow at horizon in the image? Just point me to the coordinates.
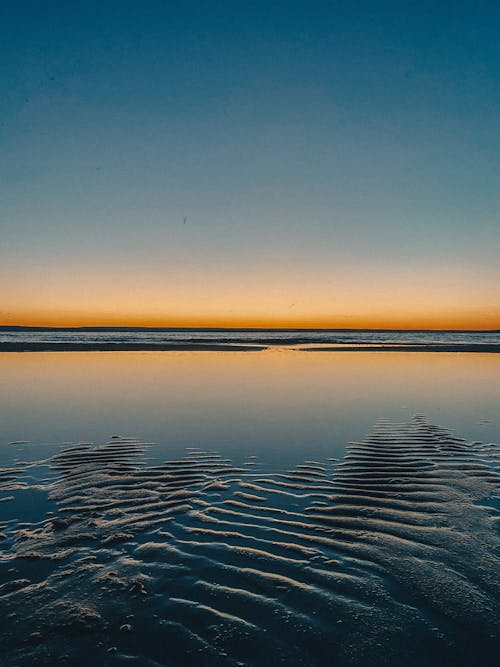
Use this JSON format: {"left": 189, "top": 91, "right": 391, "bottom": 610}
{"left": 4, "top": 313, "right": 499, "bottom": 330}
{"left": 2, "top": 262, "right": 499, "bottom": 330}
{"left": 3, "top": 302, "right": 499, "bottom": 331}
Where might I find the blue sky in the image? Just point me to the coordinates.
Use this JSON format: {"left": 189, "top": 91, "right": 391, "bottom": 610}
{"left": 1, "top": 1, "right": 499, "bottom": 326}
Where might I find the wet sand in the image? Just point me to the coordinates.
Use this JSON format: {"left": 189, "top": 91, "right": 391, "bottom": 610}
{"left": 0, "top": 343, "right": 266, "bottom": 352}
{"left": 300, "top": 344, "right": 500, "bottom": 352}
{"left": 0, "top": 417, "right": 499, "bottom": 666}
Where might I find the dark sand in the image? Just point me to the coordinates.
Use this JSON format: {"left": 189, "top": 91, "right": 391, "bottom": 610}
{"left": 299, "top": 344, "right": 500, "bottom": 353}
{"left": 0, "top": 343, "right": 266, "bottom": 352}
{"left": 1, "top": 417, "right": 499, "bottom": 666}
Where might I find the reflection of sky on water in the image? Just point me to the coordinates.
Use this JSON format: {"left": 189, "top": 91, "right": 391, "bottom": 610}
{"left": 1, "top": 350, "right": 499, "bottom": 468}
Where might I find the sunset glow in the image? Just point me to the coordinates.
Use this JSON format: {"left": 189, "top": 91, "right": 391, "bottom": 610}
{"left": 2, "top": 2, "right": 499, "bottom": 330}
{"left": 2, "top": 262, "right": 498, "bottom": 329}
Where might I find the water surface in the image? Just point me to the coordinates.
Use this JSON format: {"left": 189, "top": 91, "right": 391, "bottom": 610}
{"left": 1, "top": 350, "right": 499, "bottom": 466}
{"left": 0, "top": 350, "right": 499, "bottom": 666}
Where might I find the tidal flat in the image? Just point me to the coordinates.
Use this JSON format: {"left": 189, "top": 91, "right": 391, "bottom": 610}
{"left": 0, "top": 350, "right": 499, "bottom": 666}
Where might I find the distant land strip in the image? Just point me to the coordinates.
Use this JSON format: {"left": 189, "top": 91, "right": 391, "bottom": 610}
{"left": 0, "top": 343, "right": 266, "bottom": 352}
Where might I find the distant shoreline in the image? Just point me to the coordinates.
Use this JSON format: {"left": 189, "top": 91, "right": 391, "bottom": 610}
{"left": 0, "top": 343, "right": 266, "bottom": 352}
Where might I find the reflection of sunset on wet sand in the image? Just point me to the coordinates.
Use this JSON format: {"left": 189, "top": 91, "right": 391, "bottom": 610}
{"left": 1, "top": 350, "right": 499, "bottom": 458}
{"left": 1, "top": 350, "right": 499, "bottom": 665}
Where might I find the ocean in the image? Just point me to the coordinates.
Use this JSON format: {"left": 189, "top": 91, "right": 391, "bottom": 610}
{"left": 1, "top": 326, "right": 500, "bottom": 348}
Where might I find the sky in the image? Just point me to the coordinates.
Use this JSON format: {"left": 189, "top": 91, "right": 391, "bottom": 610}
{"left": 1, "top": 0, "right": 499, "bottom": 329}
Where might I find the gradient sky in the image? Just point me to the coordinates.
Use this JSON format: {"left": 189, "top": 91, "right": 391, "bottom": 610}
{"left": 1, "top": 1, "right": 499, "bottom": 328}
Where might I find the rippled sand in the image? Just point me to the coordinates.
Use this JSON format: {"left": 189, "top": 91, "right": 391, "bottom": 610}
{"left": 0, "top": 417, "right": 499, "bottom": 666}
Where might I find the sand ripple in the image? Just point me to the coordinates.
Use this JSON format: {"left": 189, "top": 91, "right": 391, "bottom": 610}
{"left": 0, "top": 418, "right": 499, "bottom": 666}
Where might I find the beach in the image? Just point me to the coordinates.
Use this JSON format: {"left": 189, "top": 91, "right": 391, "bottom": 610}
{"left": 0, "top": 346, "right": 499, "bottom": 665}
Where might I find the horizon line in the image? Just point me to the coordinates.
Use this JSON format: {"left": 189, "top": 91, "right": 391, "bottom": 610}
{"left": 1, "top": 325, "right": 499, "bottom": 333}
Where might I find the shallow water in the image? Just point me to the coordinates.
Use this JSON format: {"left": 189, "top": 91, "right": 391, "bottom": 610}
{"left": 0, "top": 351, "right": 499, "bottom": 665}
{"left": 1, "top": 350, "right": 500, "bottom": 465}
